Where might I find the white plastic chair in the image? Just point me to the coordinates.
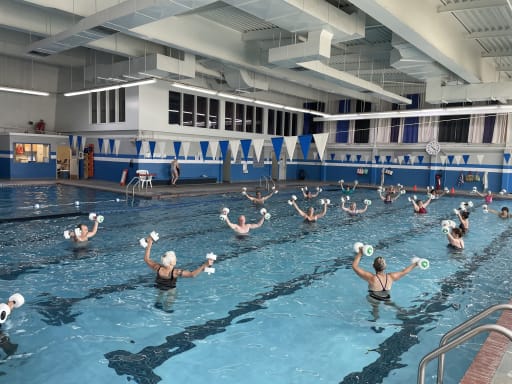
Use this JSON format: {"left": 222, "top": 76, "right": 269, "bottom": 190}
{"left": 136, "top": 170, "right": 152, "bottom": 190}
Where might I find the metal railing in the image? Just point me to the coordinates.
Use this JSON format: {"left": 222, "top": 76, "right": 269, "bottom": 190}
{"left": 125, "top": 176, "right": 140, "bottom": 199}
{"left": 259, "top": 176, "right": 275, "bottom": 191}
{"left": 417, "top": 303, "right": 512, "bottom": 384}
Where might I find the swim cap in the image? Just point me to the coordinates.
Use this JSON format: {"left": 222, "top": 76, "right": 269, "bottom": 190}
{"left": 161, "top": 251, "right": 176, "bottom": 267}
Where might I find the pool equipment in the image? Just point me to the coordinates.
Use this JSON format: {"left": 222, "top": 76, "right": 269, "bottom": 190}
{"left": 353, "top": 242, "right": 374, "bottom": 257}
{"left": 219, "top": 207, "right": 230, "bottom": 221}
{"left": 288, "top": 195, "right": 298, "bottom": 205}
{"left": 412, "top": 256, "right": 430, "bottom": 270}
{"left": 0, "top": 303, "right": 10, "bottom": 324}
{"left": 139, "top": 231, "right": 159, "bottom": 248}
{"left": 319, "top": 199, "right": 331, "bottom": 205}
{"left": 364, "top": 199, "right": 372, "bottom": 206}
{"left": 89, "top": 212, "right": 104, "bottom": 223}
{"left": 260, "top": 208, "right": 271, "bottom": 220}
{"left": 9, "top": 293, "right": 24, "bottom": 308}
{"left": 205, "top": 252, "right": 217, "bottom": 275}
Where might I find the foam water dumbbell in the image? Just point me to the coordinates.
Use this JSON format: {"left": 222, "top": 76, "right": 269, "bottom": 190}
{"left": 89, "top": 212, "right": 104, "bottom": 223}
{"left": 204, "top": 252, "right": 217, "bottom": 275}
{"left": 260, "top": 208, "right": 271, "bottom": 220}
{"left": 241, "top": 187, "right": 247, "bottom": 195}
{"left": 219, "top": 207, "right": 230, "bottom": 221}
{"left": 353, "top": 242, "right": 374, "bottom": 256}
{"left": 364, "top": 199, "right": 372, "bottom": 206}
{"left": 139, "top": 230, "right": 159, "bottom": 248}
{"left": 412, "top": 257, "right": 430, "bottom": 270}
{"left": 319, "top": 199, "right": 331, "bottom": 205}
{"left": 288, "top": 195, "right": 298, "bottom": 205}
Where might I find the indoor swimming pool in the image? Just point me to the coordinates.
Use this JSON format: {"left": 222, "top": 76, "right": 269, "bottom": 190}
{"left": 0, "top": 184, "right": 511, "bottom": 383}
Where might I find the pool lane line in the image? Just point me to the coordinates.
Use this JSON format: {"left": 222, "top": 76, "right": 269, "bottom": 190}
{"left": 0, "top": 211, "right": 87, "bottom": 224}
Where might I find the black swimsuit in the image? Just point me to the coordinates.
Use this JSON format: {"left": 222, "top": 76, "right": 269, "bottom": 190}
{"left": 368, "top": 274, "right": 391, "bottom": 301}
{"left": 155, "top": 267, "right": 177, "bottom": 290}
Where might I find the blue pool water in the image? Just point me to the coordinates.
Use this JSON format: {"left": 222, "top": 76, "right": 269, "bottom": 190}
{"left": 0, "top": 184, "right": 511, "bottom": 383}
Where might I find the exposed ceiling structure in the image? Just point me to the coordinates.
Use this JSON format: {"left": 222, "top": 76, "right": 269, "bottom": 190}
{"left": 1, "top": 0, "right": 512, "bottom": 109}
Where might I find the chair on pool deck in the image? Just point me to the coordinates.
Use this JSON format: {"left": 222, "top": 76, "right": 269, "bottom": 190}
{"left": 136, "top": 170, "right": 152, "bottom": 190}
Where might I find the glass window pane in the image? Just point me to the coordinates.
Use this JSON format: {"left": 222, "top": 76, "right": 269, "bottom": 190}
{"left": 118, "top": 88, "right": 125, "bottom": 122}
{"left": 246, "top": 105, "right": 254, "bottom": 132}
{"left": 91, "top": 93, "right": 97, "bottom": 124}
{"left": 183, "top": 94, "right": 194, "bottom": 126}
{"left": 197, "top": 96, "right": 207, "bottom": 128}
{"left": 209, "top": 99, "right": 219, "bottom": 129}
{"left": 284, "top": 112, "right": 290, "bottom": 136}
{"left": 99, "top": 91, "right": 106, "bottom": 123}
{"left": 268, "top": 109, "right": 275, "bottom": 135}
{"left": 255, "top": 107, "right": 263, "bottom": 133}
{"left": 291, "top": 113, "right": 297, "bottom": 136}
{"left": 109, "top": 89, "right": 116, "bottom": 122}
{"left": 235, "top": 104, "right": 244, "bottom": 132}
{"left": 225, "top": 102, "right": 234, "bottom": 131}
{"left": 168, "top": 91, "right": 180, "bottom": 124}
{"left": 276, "top": 111, "right": 283, "bottom": 136}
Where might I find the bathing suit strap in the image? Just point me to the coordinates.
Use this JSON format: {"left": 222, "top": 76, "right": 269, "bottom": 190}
{"left": 375, "top": 274, "right": 388, "bottom": 291}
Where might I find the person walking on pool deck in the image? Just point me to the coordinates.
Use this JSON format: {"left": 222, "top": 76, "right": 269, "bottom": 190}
{"left": 170, "top": 158, "right": 180, "bottom": 185}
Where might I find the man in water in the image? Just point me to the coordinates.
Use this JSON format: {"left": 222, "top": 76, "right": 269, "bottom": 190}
{"left": 222, "top": 213, "right": 265, "bottom": 235}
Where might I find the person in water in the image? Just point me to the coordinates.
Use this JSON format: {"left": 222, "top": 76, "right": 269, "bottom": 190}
{"left": 410, "top": 195, "right": 433, "bottom": 214}
{"left": 242, "top": 188, "right": 277, "bottom": 205}
{"left": 340, "top": 199, "right": 368, "bottom": 216}
{"left": 222, "top": 212, "right": 265, "bottom": 235}
{"left": 143, "top": 234, "right": 214, "bottom": 310}
{"left": 351, "top": 246, "right": 420, "bottom": 323}
{"left": 446, "top": 227, "right": 464, "bottom": 250}
{"left": 289, "top": 198, "right": 328, "bottom": 222}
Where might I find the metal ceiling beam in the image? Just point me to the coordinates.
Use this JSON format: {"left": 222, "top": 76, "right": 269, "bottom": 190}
{"left": 482, "top": 49, "right": 512, "bottom": 57}
{"left": 467, "top": 29, "right": 512, "bottom": 39}
{"left": 437, "top": 0, "right": 508, "bottom": 13}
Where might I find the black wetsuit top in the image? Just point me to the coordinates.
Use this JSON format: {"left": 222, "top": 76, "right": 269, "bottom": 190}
{"left": 368, "top": 274, "right": 391, "bottom": 301}
{"left": 155, "top": 267, "right": 177, "bottom": 290}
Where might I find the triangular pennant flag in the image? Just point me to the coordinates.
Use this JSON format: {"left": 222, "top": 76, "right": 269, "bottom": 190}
{"left": 477, "top": 154, "right": 484, "bottom": 164}
{"left": 447, "top": 155, "right": 454, "bottom": 165}
{"left": 417, "top": 155, "right": 424, "bottom": 164}
{"left": 142, "top": 141, "right": 150, "bottom": 158}
{"left": 81, "top": 136, "right": 87, "bottom": 151}
{"left": 271, "top": 137, "right": 284, "bottom": 161}
{"left": 298, "top": 134, "right": 312, "bottom": 160}
{"left": 397, "top": 155, "right": 404, "bottom": 165}
{"left": 404, "top": 155, "right": 410, "bottom": 164}
{"left": 454, "top": 155, "right": 462, "bottom": 165}
{"left": 386, "top": 155, "right": 392, "bottom": 163}
{"left": 135, "top": 140, "right": 142, "bottom": 156}
{"left": 109, "top": 139, "right": 116, "bottom": 155}
{"left": 98, "top": 138, "right": 105, "bottom": 154}
{"left": 462, "top": 155, "right": 470, "bottom": 164}
{"left": 114, "top": 140, "right": 120, "bottom": 156}
{"left": 330, "top": 153, "right": 335, "bottom": 161}
{"left": 240, "top": 139, "right": 252, "bottom": 161}
{"left": 68, "top": 135, "right": 73, "bottom": 147}
{"left": 440, "top": 155, "right": 447, "bottom": 165}
{"left": 346, "top": 154, "right": 351, "bottom": 162}
{"left": 410, "top": 155, "right": 416, "bottom": 165}
{"left": 284, "top": 136, "right": 297, "bottom": 161}
{"left": 229, "top": 140, "right": 240, "bottom": 160}
{"left": 363, "top": 155, "right": 369, "bottom": 163}
{"left": 157, "top": 141, "right": 166, "bottom": 158}
{"left": 504, "top": 153, "right": 511, "bottom": 164}
{"left": 219, "top": 140, "right": 229, "bottom": 160}
{"left": 77, "top": 136, "right": 82, "bottom": 151}
{"left": 252, "top": 139, "right": 264, "bottom": 162}
{"left": 148, "top": 141, "right": 156, "bottom": 158}
{"left": 72, "top": 135, "right": 77, "bottom": 149}
{"left": 173, "top": 141, "right": 182, "bottom": 158}
{"left": 374, "top": 155, "right": 380, "bottom": 164}
{"left": 209, "top": 141, "right": 219, "bottom": 159}
{"left": 312, "top": 133, "right": 329, "bottom": 161}
{"left": 182, "top": 142, "right": 191, "bottom": 159}
{"left": 356, "top": 154, "right": 362, "bottom": 163}
{"left": 200, "top": 141, "right": 209, "bottom": 161}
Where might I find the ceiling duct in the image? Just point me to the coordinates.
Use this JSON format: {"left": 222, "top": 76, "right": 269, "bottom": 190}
{"left": 426, "top": 78, "right": 512, "bottom": 104}
{"left": 224, "top": 69, "right": 269, "bottom": 92}
{"left": 25, "top": 0, "right": 215, "bottom": 56}
{"left": 268, "top": 29, "right": 333, "bottom": 68}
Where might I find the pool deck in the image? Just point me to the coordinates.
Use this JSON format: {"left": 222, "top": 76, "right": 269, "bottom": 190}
{"left": 1, "top": 178, "right": 511, "bottom": 382}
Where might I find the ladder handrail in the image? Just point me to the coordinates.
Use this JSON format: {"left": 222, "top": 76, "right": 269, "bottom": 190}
{"left": 418, "top": 323, "right": 512, "bottom": 384}
{"left": 436, "top": 303, "right": 512, "bottom": 383}
{"left": 125, "top": 176, "right": 140, "bottom": 199}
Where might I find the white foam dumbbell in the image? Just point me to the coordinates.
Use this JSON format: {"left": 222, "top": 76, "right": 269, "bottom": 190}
{"left": 412, "top": 257, "right": 430, "bottom": 270}
{"left": 63, "top": 230, "right": 71, "bottom": 239}
{"left": 467, "top": 201, "right": 474, "bottom": 208}
{"left": 500, "top": 189, "right": 507, "bottom": 195}
{"left": 482, "top": 204, "right": 488, "bottom": 213}
{"left": 353, "top": 242, "right": 374, "bottom": 256}
{"left": 89, "top": 212, "right": 104, "bottom": 223}
{"left": 241, "top": 187, "right": 247, "bottom": 195}
{"left": 0, "top": 303, "right": 10, "bottom": 324}
{"left": 260, "top": 208, "right": 271, "bottom": 220}
{"left": 400, "top": 189, "right": 406, "bottom": 195}
{"left": 139, "top": 231, "right": 159, "bottom": 248}
{"left": 74, "top": 228, "right": 82, "bottom": 238}
{"left": 319, "top": 199, "right": 330, "bottom": 205}
{"left": 317, "top": 187, "right": 323, "bottom": 192}
{"left": 219, "top": 207, "right": 230, "bottom": 221}
{"left": 472, "top": 186, "right": 477, "bottom": 193}
{"left": 364, "top": 199, "right": 372, "bottom": 206}
{"left": 9, "top": 293, "right": 24, "bottom": 308}
{"left": 288, "top": 195, "right": 298, "bottom": 205}
{"left": 205, "top": 252, "right": 216, "bottom": 275}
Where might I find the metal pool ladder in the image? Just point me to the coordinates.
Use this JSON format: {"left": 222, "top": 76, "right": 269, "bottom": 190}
{"left": 125, "top": 176, "right": 141, "bottom": 199}
{"left": 417, "top": 303, "right": 512, "bottom": 384}
{"left": 259, "top": 175, "right": 275, "bottom": 191}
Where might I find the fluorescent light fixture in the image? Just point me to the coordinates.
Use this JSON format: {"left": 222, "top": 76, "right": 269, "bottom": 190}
{"left": 0, "top": 86, "right": 49, "bottom": 96}
{"left": 172, "top": 83, "right": 217, "bottom": 95}
{"left": 315, "top": 104, "right": 512, "bottom": 122}
{"left": 64, "top": 78, "right": 156, "bottom": 96}
{"left": 254, "top": 100, "right": 284, "bottom": 109}
{"left": 217, "top": 92, "right": 253, "bottom": 103}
